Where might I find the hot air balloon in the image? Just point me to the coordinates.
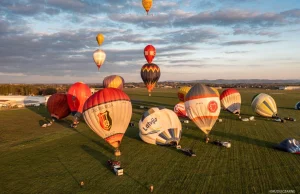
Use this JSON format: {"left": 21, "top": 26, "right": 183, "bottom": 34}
{"left": 251, "top": 93, "right": 277, "bottom": 118}
{"left": 96, "top": 33, "right": 104, "bottom": 46}
{"left": 67, "top": 82, "right": 92, "bottom": 127}
{"left": 210, "top": 87, "right": 220, "bottom": 97}
{"left": 142, "top": 0, "right": 152, "bottom": 15}
{"left": 139, "top": 107, "right": 182, "bottom": 146}
{"left": 47, "top": 93, "right": 70, "bottom": 121}
{"left": 174, "top": 102, "right": 188, "bottom": 118}
{"left": 144, "top": 45, "right": 156, "bottom": 63}
{"left": 141, "top": 63, "right": 160, "bottom": 96}
{"left": 83, "top": 88, "right": 132, "bottom": 156}
{"left": 185, "top": 84, "right": 221, "bottom": 142}
{"left": 220, "top": 88, "right": 241, "bottom": 115}
{"left": 295, "top": 101, "right": 300, "bottom": 110}
{"left": 103, "top": 75, "right": 125, "bottom": 90}
{"left": 177, "top": 86, "right": 191, "bottom": 102}
{"left": 93, "top": 49, "right": 106, "bottom": 70}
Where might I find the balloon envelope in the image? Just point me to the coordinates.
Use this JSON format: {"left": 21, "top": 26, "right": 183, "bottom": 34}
{"left": 67, "top": 82, "right": 92, "bottom": 117}
{"left": 96, "top": 33, "right": 104, "bottom": 46}
{"left": 139, "top": 107, "right": 182, "bottom": 146}
{"left": 220, "top": 88, "right": 241, "bottom": 115}
{"left": 174, "top": 102, "right": 188, "bottom": 118}
{"left": 144, "top": 45, "right": 156, "bottom": 63}
{"left": 251, "top": 93, "right": 277, "bottom": 118}
{"left": 210, "top": 87, "right": 220, "bottom": 97}
{"left": 142, "top": 0, "right": 153, "bottom": 14}
{"left": 185, "top": 84, "right": 221, "bottom": 135}
{"left": 277, "top": 138, "right": 300, "bottom": 154}
{"left": 47, "top": 93, "right": 70, "bottom": 120}
{"left": 141, "top": 63, "right": 160, "bottom": 95}
{"left": 103, "top": 75, "right": 125, "bottom": 90}
{"left": 83, "top": 88, "right": 132, "bottom": 152}
{"left": 177, "top": 86, "right": 191, "bottom": 102}
{"left": 295, "top": 101, "right": 300, "bottom": 110}
{"left": 93, "top": 49, "right": 106, "bottom": 70}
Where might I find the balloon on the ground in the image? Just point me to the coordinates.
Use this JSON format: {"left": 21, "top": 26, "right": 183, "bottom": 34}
{"left": 83, "top": 88, "right": 132, "bottom": 156}
{"left": 276, "top": 138, "right": 300, "bottom": 154}
{"left": 295, "top": 101, "right": 300, "bottom": 110}
{"left": 47, "top": 93, "right": 70, "bottom": 120}
{"left": 178, "top": 86, "right": 191, "bottom": 102}
{"left": 139, "top": 107, "right": 182, "bottom": 146}
{"left": 67, "top": 82, "right": 92, "bottom": 118}
{"left": 185, "top": 84, "right": 221, "bottom": 135}
{"left": 251, "top": 93, "right": 277, "bottom": 118}
{"left": 220, "top": 88, "right": 241, "bottom": 115}
{"left": 142, "top": 0, "right": 152, "bottom": 15}
{"left": 96, "top": 33, "right": 104, "bottom": 46}
{"left": 210, "top": 87, "right": 220, "bottom": 97}
{"left": 103, "top": 75, "right": 125, "bottom": 90}
{"left": 174, "top": 102, "right": 188, "bottom": 118}
{"left": 93, "top": 49, "right": 106, "bottom": 70}
{"left": 141, "top": 63, "right": 160, "bottom": 96}
{"left": 144, "top": 45, "right": 156, "bottom": 63}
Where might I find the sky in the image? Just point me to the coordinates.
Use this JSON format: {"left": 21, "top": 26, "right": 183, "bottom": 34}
{"left": 0, "top": 0, "right": 300, "bottom": 83}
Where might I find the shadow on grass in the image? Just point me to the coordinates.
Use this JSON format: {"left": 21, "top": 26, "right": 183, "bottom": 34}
{"left": 57, "top": 157, "right": 81, "bottom": 187}
{"left": 278, "top": 106, "right": 297, "bottom": 110}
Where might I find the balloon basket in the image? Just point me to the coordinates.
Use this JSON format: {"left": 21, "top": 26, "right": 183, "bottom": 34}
{"left": 114, "top": 150, "right": 121, "bottom": 157}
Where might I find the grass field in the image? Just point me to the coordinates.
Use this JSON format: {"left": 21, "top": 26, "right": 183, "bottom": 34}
{"left": 0, "top": 88, "right": 299, "bottom": 194}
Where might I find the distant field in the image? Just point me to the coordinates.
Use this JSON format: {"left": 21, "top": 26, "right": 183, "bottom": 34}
{"left": 0, "top": 88, "right": 299, "bottom": 194}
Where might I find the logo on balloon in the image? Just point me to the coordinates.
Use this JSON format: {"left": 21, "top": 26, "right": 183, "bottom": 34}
{"left": 208, "top": 101, "right": 218, "bottom": 113}
{"left": 98, "top": 111, "right": 112, "bottom": 131}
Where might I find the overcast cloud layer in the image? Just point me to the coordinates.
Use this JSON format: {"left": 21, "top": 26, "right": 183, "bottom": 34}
{"left": 0, "top": 0, "right": 299, "bottom": 83}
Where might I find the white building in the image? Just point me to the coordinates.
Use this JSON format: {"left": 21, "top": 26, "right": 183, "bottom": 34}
{"left": 0, "top": 95, "right": 51, "bottom": 107}
{"left": 279, "top": 86, "right": 300, "bottom": 90}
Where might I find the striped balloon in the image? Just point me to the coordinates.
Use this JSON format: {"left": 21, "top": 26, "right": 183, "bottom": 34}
{"left": 185, "top": 84, "right": 221, "bottom": 135}
{"left": 251, "top": 93, "right": 277, "bottom": 118}
{"left": 103, "top": 75, "right": 125, "bottom": 90}
{"left": 220, "top": 88, "right": 241, "bottom": 115}
{"left": 141, "top": 63, "right": 160, "bottom": 96}
{"left": 93, "top": 49, "right": 106, "bottom": 70}
{"left": 83, "top": 88, "right": 132, "bottom": 156}
{"left": 177, "top": 86, "right": 191, "bottom": 102}
{"left": 139, "top": 107, "right": 182, "bottom": 146}
{"left": 295, "top": 101, "right": 300, "bottom": 110}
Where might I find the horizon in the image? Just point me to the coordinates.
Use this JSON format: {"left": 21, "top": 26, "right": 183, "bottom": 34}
{"left": 1, "top": 0, "right": 300, "bottom": 83}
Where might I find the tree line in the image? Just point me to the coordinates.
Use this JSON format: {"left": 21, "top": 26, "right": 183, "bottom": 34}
{"left": 0, "top": 84, "right": 62, "bottom": 96}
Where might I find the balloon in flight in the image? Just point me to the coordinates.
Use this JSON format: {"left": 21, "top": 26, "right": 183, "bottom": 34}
{"left": 96, "top": 33, "right": 104, "bottom": 46}
{"left": 141, "top": 63, "right": 160, "bottom": 96}
{"left": 142, "top": 0, "right": 153, "bottom": 15}
{"left": 144, "top": 45, "right": 156, "bottom": 63}
{"left": 93, "top": 49, "right": 106, "bottom": 70}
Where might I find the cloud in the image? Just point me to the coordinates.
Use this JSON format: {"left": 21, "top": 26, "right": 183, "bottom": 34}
{"left": 233, "top": 28, "right": 280, "bottom": 36}
{"left": 224, "top": 51, "right": 249, "bottom": 54}
{"left": 221, "top": 40, "right": 282, "bottom": 46}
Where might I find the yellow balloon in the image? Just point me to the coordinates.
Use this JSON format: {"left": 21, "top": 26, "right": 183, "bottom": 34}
{"left": 142, "top": 0, "right": 152, "bottom": 14}
{"left": 177, "top": 86, "right": 191, "bottom": 102}
{"left": 210, "top": 87, "right": 220, "bottom": 97}
{"left": 96, "top": 34, "right": 104, "bottom": 46}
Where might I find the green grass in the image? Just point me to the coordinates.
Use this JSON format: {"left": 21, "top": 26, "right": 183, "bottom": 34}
{"left": 0, "top": 88, "right": 299, "bottom": 194}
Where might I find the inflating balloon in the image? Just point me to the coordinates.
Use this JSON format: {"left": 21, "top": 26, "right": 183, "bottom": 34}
{"left": 177, "top": 86, "right": 191, "bottom": 102}
{"left": 83, "top": 88, "right": 132, "bottom": 156}
{"left": 144, "top": 45, "right": 156, "bottom": 63}
{"left": 103, "top": 75, "right": 125, "bottom": 90}
{"left": 185, "top": 84, "right": 220, "bottom": 141}
{"left": 141, "top": 63, "right": 160, "bottom": 96}
{"left": 47, "top": 93, "right": 70, "bottom": 121}
{"left": 139, "top": 107, "right": 182, "bottom": 146}
{"left": 210, "top": 87, "right": 220, "bottom": 97}
{"left": 220, "top": 88, "right": 241, "bottom": 115}
{"left": 174, "top": 102, "right": 188, "bottom": 118}
{"left": 93, "top": 49, "right": 106, "bottom": 70}
{"left": 96, "top": 33, "right": 104, "bottom": 46}
{"left": 251, "top": 93, "right": 277, "bottom": 118}
{"left": 142, "top": 0, "right": 153, "bottom": 15}
{"left": 67, "top": 82, "right": 92, "bottom": 126}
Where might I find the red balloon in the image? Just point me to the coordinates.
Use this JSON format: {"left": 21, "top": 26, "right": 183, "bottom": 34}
{"left": 67, "top": 82, "right": 92, "bottom": 116}
{"left": 47, "top": 93, "right": 70, "bottom": 120}
{"left": 144, "top": 45, "right": 156, "bottom": 63}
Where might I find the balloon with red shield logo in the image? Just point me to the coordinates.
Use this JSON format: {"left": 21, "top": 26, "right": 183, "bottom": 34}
{"left": 47, "top": 93, "right": 70, "bottom": 121}
{"left": 184, "top": 84, "right": 220, "bottom": 138}
{"left": 82, "top": 88, "right": 132, "bottom": 156}
{"left": 67, "top": 82, "right": 92, "bottom": 120}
